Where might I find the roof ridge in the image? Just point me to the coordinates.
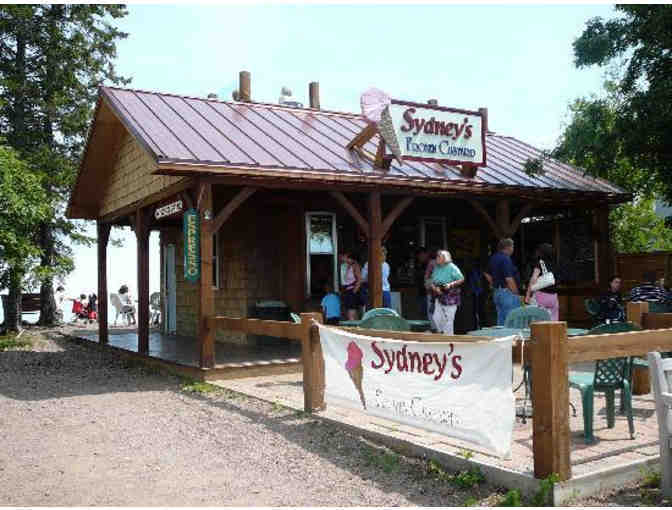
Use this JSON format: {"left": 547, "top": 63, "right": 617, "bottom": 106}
{"left": 100, "top": 85, "right": 366, "bottom": 120}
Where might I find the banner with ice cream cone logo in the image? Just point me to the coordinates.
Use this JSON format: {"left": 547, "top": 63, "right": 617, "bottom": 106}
{"left": 317, "top": 324, "right": 515, "bottom": 458}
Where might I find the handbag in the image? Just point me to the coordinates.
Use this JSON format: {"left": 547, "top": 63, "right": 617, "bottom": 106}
{"left": 530, "top": 259, "right": 555, "bottom": 292}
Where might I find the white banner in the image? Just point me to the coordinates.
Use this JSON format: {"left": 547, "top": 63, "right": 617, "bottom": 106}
{"left": 317, "top": 325, "right": 515, "bottom": 458}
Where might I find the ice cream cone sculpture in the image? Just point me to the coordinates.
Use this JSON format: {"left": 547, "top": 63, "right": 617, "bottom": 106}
{"left": 345, "top": 341, "right": 366, "bottom": 409}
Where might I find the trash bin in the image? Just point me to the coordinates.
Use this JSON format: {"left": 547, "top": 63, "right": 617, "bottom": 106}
{"left": 253, "top": 300, "right": 290, "bottom": 347}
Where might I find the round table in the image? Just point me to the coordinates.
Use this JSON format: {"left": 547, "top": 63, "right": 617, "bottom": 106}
{"left": 466, "top": 326, "right": 588, "bottom": 338}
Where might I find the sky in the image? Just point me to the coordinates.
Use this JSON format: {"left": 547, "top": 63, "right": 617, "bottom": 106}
{"left": 5, "top": 3, "right": 621, "bottom": 322}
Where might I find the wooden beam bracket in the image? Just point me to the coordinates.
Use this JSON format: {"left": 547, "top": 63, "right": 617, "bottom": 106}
{"left": 382, "top": 196, "right": 414, "bottom": 238}
{"left": 346, "top": 123, "right": 377, "bottom": 150}
{"left": 330, "top": 191, "right": 369, "bottom": 235}
{"left": 212, "top": 187, "right": 257, "bottom": 234}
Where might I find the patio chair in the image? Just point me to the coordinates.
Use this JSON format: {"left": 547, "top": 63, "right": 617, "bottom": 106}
{"left": 504, "top": 306, "right": 551, "bottom": 329}
{"left": 290, "top": 313, "right": 301, "bottom": 324}
{"left": 648, "top": 301, "right": 671, "bottom": 314}
{"left": 584, "top": 298, "right": 601, "bottom": 325}
{"left": 149, "top": 292, "right": 161, "bottom": 326}
{"left": 505, "top": 306, "right": 551, "bottom": 424}
{"left": 647, "top": 351, "right": 672, "bottom": 498}
{"left": 110, "top": 293, "right": 133, "bottom": 326}
{"left": 569, "top": 322, "right": 637, "bottom": 444}
{"left": 361, "top": 307, "right": 400, "bottom": 322}
{"left": 359, "top": 314, "right": 410, "bottom": 332}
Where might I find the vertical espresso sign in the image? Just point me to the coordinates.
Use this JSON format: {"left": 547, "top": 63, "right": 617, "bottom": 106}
{"left": 183, "top": 208, "right": 200, "bottom": 283}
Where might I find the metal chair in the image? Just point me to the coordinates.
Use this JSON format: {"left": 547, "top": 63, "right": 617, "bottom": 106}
{"left": 359, "top": 314, "right": 410, "bottom": 332}
{"left": 585, "top": 298, "right": 601, "bottom": 325}
{"left": 648, "top": 351, "right": 672, "bottom": 498}
{"left": 361, "top": 307, "right": 400, "bottom": 322}
{"left": 569, "top": 321, "right": 639, "bottom": 443}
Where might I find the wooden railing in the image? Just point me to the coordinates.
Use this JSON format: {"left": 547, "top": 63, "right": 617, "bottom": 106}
{"left": 529, "top": 301, "right": 672, "bottom": 481}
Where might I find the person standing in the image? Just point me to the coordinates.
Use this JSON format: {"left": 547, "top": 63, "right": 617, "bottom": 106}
{"left": 429, "top": 250, "right": 465, "bottom": 335}
{"left": 341, "top": 252, "right": 362, "bottom": 320}
{"left": 361, "top": 246, "right": 392, "bottom": 309}
{"left": 485, "top": 238, "right": 521, "bottom": 326}
{"left": 415, "top": 247, "right": 430, "bottom": 318}
{"left": 525, "top": 243, "right": 559, "bottom": 320}
{"left": 54, "top": 285, "right": 66, "bottom": 323}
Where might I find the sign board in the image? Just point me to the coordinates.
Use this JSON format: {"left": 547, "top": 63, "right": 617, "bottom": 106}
{"left": 154, "top": 198, "right": 184, "bottom": 220}
{"left": 380, "top": 100, "right": 486, "bottom": 166}
{"left": 317, "top": 324, "right": 514, "bottom": 458}
{"left": 183, "top": 208, "right": 200, "bottom": 283}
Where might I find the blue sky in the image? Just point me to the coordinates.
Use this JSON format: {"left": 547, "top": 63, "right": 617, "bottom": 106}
{"left": 40, "top": 3, "right": 619, "bottom": 321}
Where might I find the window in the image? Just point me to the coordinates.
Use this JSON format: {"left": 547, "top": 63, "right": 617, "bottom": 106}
{"left": 212, "top": 233, "right": 220, "bottom": 289}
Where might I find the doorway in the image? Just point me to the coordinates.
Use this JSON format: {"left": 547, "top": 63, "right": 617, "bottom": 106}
{"left": 163, "top": 244, "right": 177, "bottom": 334}
{"left": 305, "top": 212, "right": 338, "bottom": 298}
{"left": 419, "top": 216, "right": 447, "bottom": 250}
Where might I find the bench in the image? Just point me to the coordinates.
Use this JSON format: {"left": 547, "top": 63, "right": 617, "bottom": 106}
{"left": 1, "top": 293, "right": 41, "bottom": 316}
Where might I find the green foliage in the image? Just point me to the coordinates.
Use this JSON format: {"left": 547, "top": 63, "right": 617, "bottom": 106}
{"left": 640, "top": 466, "right": 661, "bottom": 489}
{"left": 530, "top": 473, "right": 559, "bottom": 507}
{"left": 463, "top": 496, "right": 479, "bottom": 506}
{"left": 180, "top": 380, "right": 220, "bottom": 394}
{"left": 426, "top": 459, "right": 484, "bottom": 489}
{"left": 569, "top": 5, "right": 672, "bottom": 202}
{"left": 610, "top": 196, "right": 672, "bottom": 253}
{"left": 498, "top": 489, "right": 523, "bottom": 507}
{"left": 0, "top": 334, "right": 31, "bottom": 351}
{"left": 523, "top": 151, "right": 550, "bottom": 177}
{"left": 363, "top": 447, "right": 400, "bottom": 474}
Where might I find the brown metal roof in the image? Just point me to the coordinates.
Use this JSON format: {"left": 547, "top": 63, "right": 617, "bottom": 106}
{"left": 99, "top": 86, "right": 628, "bottom": 200}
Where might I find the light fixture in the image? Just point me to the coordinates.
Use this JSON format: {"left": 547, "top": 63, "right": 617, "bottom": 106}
{"left": 204, "top": 209, "right": 213, "bottom": 221}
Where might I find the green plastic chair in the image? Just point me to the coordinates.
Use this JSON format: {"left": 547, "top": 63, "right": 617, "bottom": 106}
{"left": 648, "top": 301, "right": 671, "bottom": 314}
{"left": 359, "top": 314, "right": 410, "bottom": 332}
{"left": 361, "top": 307, "right": 400, "bottom": 322}
{"left": 569, "top": 322, "right": 640, "bottom": 443}
{"left": 585, "top": 298, "right": 601, "bottom": 324}
{"left": 504, "top": 306, "right": 551, "bottom": 329}
{"left": 290, "top": 313, "right": 301, "bottom": 324}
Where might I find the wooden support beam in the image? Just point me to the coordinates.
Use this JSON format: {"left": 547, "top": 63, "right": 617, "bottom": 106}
{"left": 346, "top": 123, "right": 377, "bottom": 150}
{"left": 530, "top": 321, "right": 571, "bottom": 481}
{"left": 198, "top": 181, "right": 215, "bottom": 368}
{"left": 329, "top": 191, "right": 369, "bottom": 234}
{"left": 368, "top": 191, "right": 383, "bottom": 309}
{"left": 496, "top": 200, "right": 511, "bottom": 238}
{"left": 382, "top": 196, "right": 414, "bottom": 238}
{"left": 97, "top": 222, "right": 111, "bottom": 345}
{"left": 212, "top": 187, "right": 257, "bottom": 234}
{"left": 593, "top": 206, "right": 613, "bottom": 286}
{"left": 180, "top": 189, "right": 195, "bottom": 210}
{"left": 135, "top": 208, "right": 150, "bottom": 355}
{"left": 468, "top": 200, "right": 502, "bottom": 238}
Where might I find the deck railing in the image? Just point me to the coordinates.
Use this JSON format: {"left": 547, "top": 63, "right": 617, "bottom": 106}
{"left": 207, "top": 302, "right": 672, "bottom": 482}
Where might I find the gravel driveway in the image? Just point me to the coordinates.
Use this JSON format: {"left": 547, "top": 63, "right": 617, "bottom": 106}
{"left": 0, "top": 331, "right": 501, "bottom": 506}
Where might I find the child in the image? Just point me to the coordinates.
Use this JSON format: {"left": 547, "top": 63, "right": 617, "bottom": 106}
{"left": 321, "top": 282, "right": 341, "bottom": 326}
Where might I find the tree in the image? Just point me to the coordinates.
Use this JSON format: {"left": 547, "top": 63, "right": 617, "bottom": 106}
{"left": 0, "top": 142, "right": 48, "bottom": 331}
{"left": 0, "top": 5, "right": 129, "bottom": 325}
{"left": 571, "top": 5, "right": 672, "bottom": 201}
{"left": 610, "top": 197, "right": 672, "bottom": 254}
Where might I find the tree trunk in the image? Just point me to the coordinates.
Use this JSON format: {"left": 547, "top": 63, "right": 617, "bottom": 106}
{"left": 5, "top": 269, "right": 23, "bottom": 332}
{"left": 38, "top": 221, "right": 57, "bottom": 326}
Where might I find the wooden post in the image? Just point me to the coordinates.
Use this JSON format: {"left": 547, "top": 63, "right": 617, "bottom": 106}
{"left": 627, "top": 301, "right": 649, "bottom": 329}
{"left": 368, "top": 191, "right": 383, "bottom": 309}
{"left": 309, "top": 81, "right": 320, "bottom": 109}
{"left": 530, "top": 321, "right": 571, "bottom": 481}
{"left": 496, "top": 200, "right": 511, "bottom": 239}
{"left": 239, "top": 70, "right": 251, "bottom": 102}
{"left": 199, "top": 181, "right": 215, "bottom": 368}
{"left": 300, "top": 312, "right": 324, "bottom": 412}
{"left": 594, "top": 206, "right": 613, "bottom": 286}
{"left": 135, "top": 208, "right": 150, "bottom": 355}
{"left": 97, "top": 222, "right": 111, "bottom": 345}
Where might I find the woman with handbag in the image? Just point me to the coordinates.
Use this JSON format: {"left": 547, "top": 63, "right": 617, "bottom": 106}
{"left": 429, "top": 250, "right": 465, "bottom": 335}
{"left": 525, "top": 243, "right": 559, "bottom": 320}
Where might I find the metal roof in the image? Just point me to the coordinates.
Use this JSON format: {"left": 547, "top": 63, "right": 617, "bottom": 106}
{"left": 99, "top": 86, "right": 628, "bottom": 200}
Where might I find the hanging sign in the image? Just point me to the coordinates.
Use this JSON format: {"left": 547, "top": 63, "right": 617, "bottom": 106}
{"left": 154, "top": 198, "right": 184, "bottom": 220}
{"left": 379, "top": 100, "right": 486, "bottom": 166}
{"left": 183, "top": 208, "right": 200, "bottom": 283}
{"left": 317, "top": 324, "right": 515, "bottom": 458}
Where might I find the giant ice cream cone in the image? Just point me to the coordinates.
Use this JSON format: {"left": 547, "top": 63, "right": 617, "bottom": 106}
{"left": 345, "top": 341, "right": 366, "bottom": 409}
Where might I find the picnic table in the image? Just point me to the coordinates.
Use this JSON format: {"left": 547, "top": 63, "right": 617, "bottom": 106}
{"left": 339, "top": 319, "right": 432, "bottom": 332}
{"left": 467, "top": 326, "right": 588, "bottom": 338}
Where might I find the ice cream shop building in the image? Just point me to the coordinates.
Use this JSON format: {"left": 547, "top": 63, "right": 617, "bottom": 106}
{"left": 66, "top": 71, "right": 629, "bottom": 371}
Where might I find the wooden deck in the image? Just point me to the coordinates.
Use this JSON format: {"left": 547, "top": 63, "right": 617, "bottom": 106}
{"left": 70, "top": 328, "right": 302, "bottom": 381}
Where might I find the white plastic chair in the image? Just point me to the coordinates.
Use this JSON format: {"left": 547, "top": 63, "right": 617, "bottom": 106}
{"left": 648, "top": 351, "right": 672, "bottom": 497}
{"left": 110, "top": 293, "right": 133, "bottom": 326}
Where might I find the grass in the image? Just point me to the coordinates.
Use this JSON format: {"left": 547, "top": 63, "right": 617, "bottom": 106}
{"left": 0, "top": 333, "right": 31, "bottom": 351}
{"left": 426, "top": 459, "right": 485, "bottom": 489}
{"left": 180, "top": 379, "right": 221, "bottom": 394}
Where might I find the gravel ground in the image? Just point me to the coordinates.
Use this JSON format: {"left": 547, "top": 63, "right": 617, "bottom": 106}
{"left": 0, "top": 329, "right": 665, "bottom": 506}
